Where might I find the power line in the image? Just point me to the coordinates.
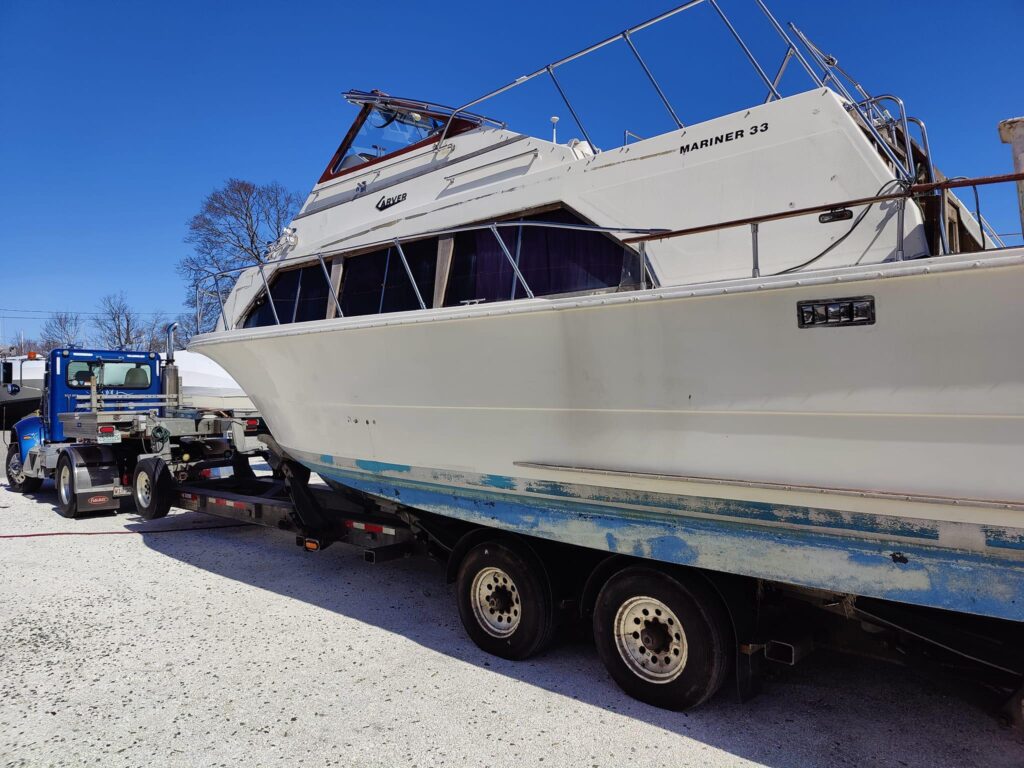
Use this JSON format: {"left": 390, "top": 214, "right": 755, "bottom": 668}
{"left": 0, "top": 307, "right": 172, "bottom": 317}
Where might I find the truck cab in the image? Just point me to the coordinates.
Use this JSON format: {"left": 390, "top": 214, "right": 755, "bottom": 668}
{"left": 6, "top": 348, "right": 161, "bottom": 466}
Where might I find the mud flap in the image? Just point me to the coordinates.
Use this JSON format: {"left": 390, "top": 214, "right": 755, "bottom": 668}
{"left": 66, "top": 445, "right": 122, "bottom": 512}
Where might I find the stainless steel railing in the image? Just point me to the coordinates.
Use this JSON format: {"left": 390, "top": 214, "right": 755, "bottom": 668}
{"left": 624, "top": 171, "right": 1024, "bottom": 277}
{"left": 195, "top": 173, "right": 1024, "bottom": 335}
{"left": 436, "top": 0, "right": 918, "bottom": 181}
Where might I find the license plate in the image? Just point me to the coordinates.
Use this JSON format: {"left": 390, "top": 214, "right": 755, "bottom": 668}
{"left": 112, "top": 486, "right": 132, "bottom": 497}
{"left": 97, "top": 433, "right": 122, "bottom": 444}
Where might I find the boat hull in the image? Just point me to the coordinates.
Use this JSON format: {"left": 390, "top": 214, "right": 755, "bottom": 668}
{"left": 300, "top": 451, "right": 1024, "bottom": 622}
{"left": 191, "top": 249, "right": 1024, "bottom": 620}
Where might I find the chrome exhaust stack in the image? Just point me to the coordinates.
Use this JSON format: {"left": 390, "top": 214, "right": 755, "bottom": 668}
{"left": 162, "top": 322, "right": 181, "bottom": 405}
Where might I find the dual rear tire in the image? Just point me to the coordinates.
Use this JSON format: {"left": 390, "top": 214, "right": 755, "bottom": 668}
{"left": 55, "top": 452, "right": 80, "bottom": 518}
{"left": 133, "top": 458, "right": 173, "bottom": 520}
{"left": 455, "top": 539, "right": 731, "bottom": 711}
{"left": 456, "top": 541, "right": 554, "bottom": 660}
{"left": 592, "top": 567, "right": 731, "bottom": 710}
{"left": 52, "top": 454, "right": 172, "bottom": 520}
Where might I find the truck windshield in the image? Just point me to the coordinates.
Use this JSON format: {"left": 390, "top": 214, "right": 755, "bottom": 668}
{"left": 66, "top": 361, "right": 152, "bottom": 389}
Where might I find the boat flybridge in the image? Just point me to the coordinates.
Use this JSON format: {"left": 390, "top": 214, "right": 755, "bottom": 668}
{"left": 190, "top": 0, "right": 1024, "bottom": 711}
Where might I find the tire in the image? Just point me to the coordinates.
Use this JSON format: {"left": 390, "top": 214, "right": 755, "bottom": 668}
{"left": 55, "top": 452, "right": 80, "bottom": 518}
{"left": 456, "top": 540, "right": 554, "bottom": 660}
{"left": 593, "top": 567, "right": 732, "bottom": 711}
{"left": 5, "top": 444, "right": 42, "bottom": 493}
{"left": 133, "top": 458, "right": 173, "bottom": 520}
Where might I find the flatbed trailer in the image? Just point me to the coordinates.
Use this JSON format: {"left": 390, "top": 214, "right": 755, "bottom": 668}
{"left": 173, "top": 472, "right": 417, "bottom": 563}
{"left": 156, "top": 444, "right": 1024, "bottom": 726}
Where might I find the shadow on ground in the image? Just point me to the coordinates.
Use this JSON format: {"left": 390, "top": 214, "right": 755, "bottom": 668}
{"left": 114, "top": 508, "right": 1024, "bottom": 768}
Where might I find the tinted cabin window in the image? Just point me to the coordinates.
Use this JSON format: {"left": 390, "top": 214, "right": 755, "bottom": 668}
{"left": 293, "top": 266, "right": 330, "bottom": 322}
{"left": 339, "top": 250, "right": 389, "bottom": 317}
{"left": 381, "top": 239, "right": 435, "bottom": 313}
{"left": 445, "top": 229, "right": 518, "bottom": 306}
{"left": 243, "top": 265, "right": 332, "bottom": 328}
{"left": 340, "top": 239, "right": 437, "bottom": 317}
{"left": 445, "top": 209, "right": 627, "bottom": 306}
{"left": 514, "top": 210, "right": 626, "bottom": 298}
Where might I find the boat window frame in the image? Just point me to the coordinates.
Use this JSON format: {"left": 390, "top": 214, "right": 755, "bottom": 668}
{"left": 442, "top": 204, "right": 639, "bottom": 307}
{"left": 318, "top": 106, "right": 479, "bottom": 185}
{"left": 235, "top": 205, "right": 645, "bottom": 328}
{"left": 240, "top": 262, "right": 337, "bottom": 329}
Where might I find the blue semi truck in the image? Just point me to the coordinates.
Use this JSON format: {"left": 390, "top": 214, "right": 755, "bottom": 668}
{"left": 3, "top": 343, "right": 264, "bottom": 518}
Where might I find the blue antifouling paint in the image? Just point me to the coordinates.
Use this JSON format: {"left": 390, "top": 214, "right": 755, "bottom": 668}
{"left": 304, "top": 460, "right": 1024, "bottom": 624}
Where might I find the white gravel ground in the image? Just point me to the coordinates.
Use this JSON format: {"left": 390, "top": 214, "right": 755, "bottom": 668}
{"left": 1, "top": 439, "right": 1022, "bottom": 767}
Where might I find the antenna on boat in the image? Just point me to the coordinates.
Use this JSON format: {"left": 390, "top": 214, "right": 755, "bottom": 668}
{"left": 550, "top": 116, "right": 559, "bottom": 144}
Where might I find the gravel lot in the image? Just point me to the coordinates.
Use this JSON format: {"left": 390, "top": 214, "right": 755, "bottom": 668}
{"left": 1, "top": 437, "right": 1022, "bottom": 767}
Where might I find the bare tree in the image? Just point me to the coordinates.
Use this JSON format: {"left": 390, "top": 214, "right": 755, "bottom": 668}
{"left": 142, "top": 312, "right": 171, "bottom": 354}
{"left": 5, "top": 334, "right": 39, "bottom": 356}
{"left": 92, "top": 293, "right": 145, "bottom": 350}
{"left": 171, "top": 311, "right": 200, "bottom": 347}
{"left": 39, "top": 312, "right": 85, "bottom": 352}
{"left": 178, "top": 179, "right": 302, "bottom": 333}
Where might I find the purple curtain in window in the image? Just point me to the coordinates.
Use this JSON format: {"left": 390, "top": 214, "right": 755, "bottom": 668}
{"left": 445, "top": 209, "right": 625, "bottom": 306}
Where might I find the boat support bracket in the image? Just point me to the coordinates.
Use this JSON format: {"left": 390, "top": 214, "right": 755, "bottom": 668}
{"left": 281, "top": 460, "right": 339, "bottom": 552}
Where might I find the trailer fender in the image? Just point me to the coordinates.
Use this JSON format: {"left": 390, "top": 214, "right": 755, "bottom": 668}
{"left": 11, "top": 415, "right": 44, "bottom": 465}
{"left": 62, "top": 445, "right": 121, "bottom": 512}
{"left": 580, "top": 557, "right": 755, "bottom": 627}
{"left": 446, "top": 529, "right": 551, "bottom": 592}
{"left": 579, "top": 556, "right": 760, "bottom": 701}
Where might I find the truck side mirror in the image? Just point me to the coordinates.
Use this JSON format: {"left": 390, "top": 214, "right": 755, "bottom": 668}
{"left": 5, "top": 383, "right": 20, "bottom": 396}
{"left": 1, "top": 361, "right": 11, "bottom": 386}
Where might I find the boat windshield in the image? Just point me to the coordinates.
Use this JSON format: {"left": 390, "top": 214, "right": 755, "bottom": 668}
{"left": 331, "top": 107, "right": 444, "bottom": 174}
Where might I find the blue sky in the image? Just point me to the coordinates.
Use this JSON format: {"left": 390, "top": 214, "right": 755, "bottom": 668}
{"left": 1, "top": 0, "right": 1021, "bottom": 341}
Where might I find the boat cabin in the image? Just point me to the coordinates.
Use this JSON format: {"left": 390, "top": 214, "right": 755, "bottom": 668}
{"left": 214, "top": 2, "right": 1000, "bottom": 334}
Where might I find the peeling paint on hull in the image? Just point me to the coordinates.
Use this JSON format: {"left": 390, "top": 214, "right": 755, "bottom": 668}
{"left": 299, "top": 453, "right": 1024, "bottom": 623}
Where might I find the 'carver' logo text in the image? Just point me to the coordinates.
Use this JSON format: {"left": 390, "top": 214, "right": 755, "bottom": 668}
{"left": 376, "top": 192, "right": 407, "bottom": 211}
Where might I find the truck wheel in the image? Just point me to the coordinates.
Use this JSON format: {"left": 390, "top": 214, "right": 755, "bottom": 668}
{"left": 456, "top": 540, "right": 554, "bottom": 660}
{"left": 133, "top": 458, "right": 172, "bottom": 520}
{"left": 5, "top": 445, "right": 42, "bottom": 493}
{"left": 55, "top": 452, "right": 80, "bottom": 518}
{"left": 593, "top": 567, "right": 732, "bottom": 711}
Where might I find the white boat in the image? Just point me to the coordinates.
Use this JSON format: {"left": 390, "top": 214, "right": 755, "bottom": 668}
{"left": 164, "top": 350, "right": 254, "bottom": 412}
{"left": 189, "top": 1, "right": 1024, "bottom": 624}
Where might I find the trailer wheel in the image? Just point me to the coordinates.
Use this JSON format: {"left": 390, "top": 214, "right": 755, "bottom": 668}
{"left": 593, "top": 567, "right": 731, "bottom": 711}
{"left": 133, "top": 458, "right": 172, "bottom": 520}
{"left": 5, "top": 444, "right": 42, "bottom": 493}
{"left": 456, "top": 540, "right": 554, "bottom": 660}
{"left": 55, "top": 452, "right": 80, "bottom": 518}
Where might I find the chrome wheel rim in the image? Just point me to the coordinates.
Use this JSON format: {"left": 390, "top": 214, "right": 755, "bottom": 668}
{"left": 470, "top": 566, "right": 521, "bottom": 638}
{"left": 58, "top": 464, "right": 72, "bottom": 505}
{"left": 613, "top": 596, "right": 688, "bottom": 684}
{"left": 135, "top": 471, "right": 152, "bottom": 508}
{"left": 8, "top": 453, "right": 25, "bottom": 485}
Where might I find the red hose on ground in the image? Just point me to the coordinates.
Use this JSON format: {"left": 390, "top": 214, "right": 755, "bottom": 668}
{"left": 0, "top": 523, "right": 253, "bottom": 539}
